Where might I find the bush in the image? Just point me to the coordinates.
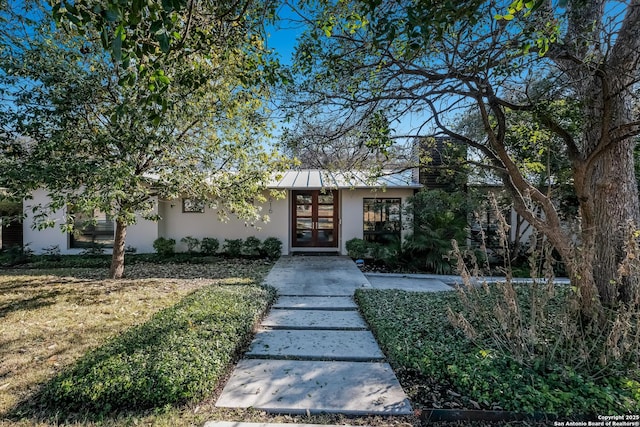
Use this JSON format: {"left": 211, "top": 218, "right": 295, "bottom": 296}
{"left": 42, "top": 245, "right": 62, "bottom": 261}
{"left": 153, "top": 237, "right": 176, "bottom": 257}
{"left": 241, "top": 237, "right": 261, "bottom": 257}
{"left": 200, "top": 237, "right": 220, "bottom": 255}
{"left": 222, "top": 239, "right": 243, "bottom": 257}
{"left": 0, "top": 244, "right": 34, "bottom": 266}
{"left": 261, "top": 237, "right": 282, "bottom": 259}
{"left": 345, "top": 238, "right": 369, "bottom": 259}
{"left": 180, "top": 236, "right": 200, "bottom": 253}
{"left": 356, "top": 288, "right": 640, "bottom": 416}
{"left": 38, "top": 284, "right": 276, "bottom": 418}
{"left": 401, "top": 189, "right": 469, "bottom": 274}
{"left": 79, "top": 244, "right": 105, "bottom": 256}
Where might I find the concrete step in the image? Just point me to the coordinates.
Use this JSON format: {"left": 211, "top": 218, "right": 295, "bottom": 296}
{"left": 215, "top": 359, "right": 412, "bottom": 415}
{"left": 273, "top": 296, "right": 357, "bottom": 310}
{"left": 261, "top": 309, "right": 368, "bottom": 330}
{"left": 246, "top": 329, "right": 385, "bottom": 361}
{"left": 263, "top": 256, "right": 370, "bottom": 296}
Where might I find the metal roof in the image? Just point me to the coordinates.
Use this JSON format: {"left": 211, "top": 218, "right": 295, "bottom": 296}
{"left": 268, "top": 169, "right": 421, "bottom": 190}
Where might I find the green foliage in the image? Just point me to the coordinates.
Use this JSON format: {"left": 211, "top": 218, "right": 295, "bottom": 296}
{"left": 180, "top": 236, "right": 200, "bottom": 254}
{"left": 42, "top": 245, "right": 62, "bottom": 261}
{"left": 38, "top": 284, "right": 276, "bottom": 418}
{"left": 356, "top": 288, "right": 640, "bottom": 415}
{"left": 222, "top": 239, "right": 243, "bottom": 257}
{"left": 79, "top": 244, "right": 106, "bottom": 257}
{"left": 153, "top": 237, "right": 176, "bottom": 258}
{"left": 200, "top": 237, "right": 220, "bottom": 255}
{"left": 0, "top": 2, "right": 290, "bottom": 278}
{"left": 49, "top": 0, "right": 282, "bottom": 105}
{"left": 345, "top": 238, "right": 369, "bottom": 259}
{"left": 241, "top": 236, "right": 261, "bottom": 257}
{"left": 0, "top": 245, "right": 34, "bottom": 267}
{"left": 402, "top": 189, "right": 470, "bottom": 274}
{"left": 26, "top": 255, "right": 111, "bottom": 269}
{"left": 260, "top": 237, "right": 282, "bottom": 259}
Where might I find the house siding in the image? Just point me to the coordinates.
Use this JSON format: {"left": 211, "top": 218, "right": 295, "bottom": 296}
{"left": 23, "top": 172, "right": 419, "bottom": 256}
{"left": 157, "top": 191, "right": 289, "bottom": 255}
{"left": 23, "top": 190, "right": 159, "bottom": 255}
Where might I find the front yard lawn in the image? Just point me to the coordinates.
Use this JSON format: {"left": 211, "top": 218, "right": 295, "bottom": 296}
{"left": 355, "top": 288, "right": 640, "bottom": 418}
{"left": 0, "top": 259, "right": 275, "bottom": 424}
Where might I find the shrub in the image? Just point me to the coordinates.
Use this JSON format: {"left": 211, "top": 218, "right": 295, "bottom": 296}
{"left": 38, "top": 284, "right": 276, "bottom": 418}
{"left": 0, "top": 244, "right": 34, "bottom": 266}
{"left": 79, "top": 244, "right": 106, "bottom": 256}
{"left": 261, "top": 237, "right": 282, "bottom": 259}
{"left": 42, "top": 245, "right": 62, "bottom": 261}
{"left": 124, "top": 245, "right": 137, "bottom": 254}
{"left": 401, "top": 189, "right": 470, "bottom": 274}
{"left": 356, "top": 288, "right": 640, "bottom": 416}
{"left": 200, "top": 237, "right": 220, "bottom": 255}
{"left": 153, "top": 237, "right": 176, "bottom": 257}
{"left": 241, "top": 237, "right": 261, "bottom": 257}
{"left": 180, "top": 236, "right": 200, "bottom": 253}
{"left": 222, "top": 239, "right": 243, "bottom": 257}
{"left": 345, "top": 238, "right": 369, "bottom": 259}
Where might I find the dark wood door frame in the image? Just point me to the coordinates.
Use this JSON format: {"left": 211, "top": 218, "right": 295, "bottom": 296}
{"left": 291, "top": 190, "right": 339, "bottom": 248}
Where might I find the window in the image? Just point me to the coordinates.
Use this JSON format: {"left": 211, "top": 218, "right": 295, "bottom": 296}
{"left": 182, "top": 198, "right": 205, "bottom": 213}
{"left": 70, "top": 210, "right": 115, "bottom": 248}
{"left": 363, "top": 198, "right": 402, "bottom": 244}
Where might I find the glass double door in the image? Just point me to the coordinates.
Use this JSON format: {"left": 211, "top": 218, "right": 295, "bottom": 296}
{"left": 292, "top": 190, "right": 338, "bottom": 248}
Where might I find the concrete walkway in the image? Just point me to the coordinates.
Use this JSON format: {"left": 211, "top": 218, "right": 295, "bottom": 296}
{"left": 215, "top": 256, "right": 412, "bottom": 416}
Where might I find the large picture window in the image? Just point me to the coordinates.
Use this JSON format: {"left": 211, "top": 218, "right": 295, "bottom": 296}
{"left": 363, "top": 198, "right": 402, "bottom": 244}
{"left": 70, "top": 210, "right": 115, "bottom": 248}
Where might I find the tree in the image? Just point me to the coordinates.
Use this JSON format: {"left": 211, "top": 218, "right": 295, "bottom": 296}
{"left": 0, "top": 1, "right": 288, "bottom": 278}
{"left": 290, "top": 0, "right": 640, "bottom": 316}
{"left": 280, "top": 112, "right": 397, "bottom": 169}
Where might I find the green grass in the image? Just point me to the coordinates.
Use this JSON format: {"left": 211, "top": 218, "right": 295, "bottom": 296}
{"left": 355, "top": 288, "right": 640, "bottom": 417}
{"left": 0, "top": 259, "right": 281, "bottom": 426}
{"left": 33, "top": 284, "right": 276, "bottom": 419}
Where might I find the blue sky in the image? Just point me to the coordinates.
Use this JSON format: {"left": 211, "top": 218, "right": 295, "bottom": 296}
{"left": 265, "top": 3, "right": 306, "bottom": 65}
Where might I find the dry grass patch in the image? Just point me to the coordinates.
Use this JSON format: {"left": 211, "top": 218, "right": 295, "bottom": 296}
{"left": 0, "top": 259, "right": 273, "bottom": 419}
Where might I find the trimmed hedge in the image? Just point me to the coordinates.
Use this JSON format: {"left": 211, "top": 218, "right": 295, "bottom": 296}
{"left": 355, "top": 288, "right": 640, "bottom": 416}
{"left": 39, "top": 284, "right": 276, "bottom": 417}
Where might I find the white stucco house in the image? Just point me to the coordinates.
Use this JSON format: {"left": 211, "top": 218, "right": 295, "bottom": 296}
{"left": 22, "top": 169, "right": 421, "bottom": 256}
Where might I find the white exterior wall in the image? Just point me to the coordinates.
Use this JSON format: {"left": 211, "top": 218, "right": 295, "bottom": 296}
{"left": 158, "top": 191, "right": 289, "bottom": 254}
{"left": 23, "top": 187, "right": 417, "bottom": 256}
{"left": 339, "top": 188, "right": 415, "bottom": 255}
{"left": 124, "top": 208, "right": 159, "bottom": 254}
{"left": 23, "top": 189, "right": 71, "bottom": 254}
{"left": 23, "top": 189, "right": 159, "bottom": 254}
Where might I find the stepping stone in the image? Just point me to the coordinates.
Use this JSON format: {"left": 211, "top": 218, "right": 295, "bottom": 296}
{"left": 246, "top": 330, "right": 385, "bottom": 361}
{"left": 262, "top": 309, "right": 368, "bottom": 330}
{"left": 274, "top": 296, "right": 357, "bottom": 310}
{"left": 264, "top": 256, "right": 369, "bottom": 296}
{"left": 215, "top": 359, "right": 412, "bottom": 415}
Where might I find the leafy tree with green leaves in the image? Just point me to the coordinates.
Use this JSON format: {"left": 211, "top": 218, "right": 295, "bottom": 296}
{"left": 0, "top": 1, "right": 288, "bottom": 278}
{"left": 291, "top": 0, "right": 640, "bottom": 317}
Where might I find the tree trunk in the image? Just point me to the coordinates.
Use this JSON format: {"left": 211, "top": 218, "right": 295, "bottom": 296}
{"left": 109, "top": 219, "right": 127, "bottom": 279}
{"left": 583, "top": 138, "right": 640, "bottom": 308}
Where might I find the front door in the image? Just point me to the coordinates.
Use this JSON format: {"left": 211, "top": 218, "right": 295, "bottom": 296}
{"left": 292, "top": 190, "right": 338, "bottom": 248}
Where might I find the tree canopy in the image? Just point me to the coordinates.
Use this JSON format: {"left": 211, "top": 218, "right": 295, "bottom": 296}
{"left": 0, "top": 0, "right": 288, "bottom": 278}
{"left": 289, "top": 0, "right": 640, "bottom": 315}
